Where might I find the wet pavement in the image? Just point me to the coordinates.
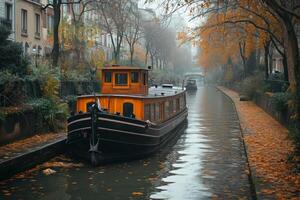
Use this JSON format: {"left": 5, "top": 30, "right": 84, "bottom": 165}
{"left": 0, "top": 86, "right": 252, "bottom": 199}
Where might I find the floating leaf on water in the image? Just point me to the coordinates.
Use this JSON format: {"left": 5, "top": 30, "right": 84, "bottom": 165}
{"left": 132, "top": 192, "right": 143, "bottom": 196}
{"left": 42, "top": 168, "right": 56, "bottom": 175}
{"left": 4, "top": 192, "right": 11, "bottom": 196}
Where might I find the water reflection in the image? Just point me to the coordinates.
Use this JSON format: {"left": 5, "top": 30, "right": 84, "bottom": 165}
{"left": 0, "top": 86, "right": 251, "bottom": 200}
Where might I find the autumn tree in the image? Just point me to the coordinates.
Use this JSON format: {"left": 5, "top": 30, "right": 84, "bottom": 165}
{"left": 162, "top": 0, "right": 300, "bottom": 121}
{"left": 96, "top": 0, "right": 131, "bottom": 64}
{"left": 43, "top": 0, "right": 84, "bottom": 67}
{"left": 124, "top": 3, "right": 142, "bottom": 65}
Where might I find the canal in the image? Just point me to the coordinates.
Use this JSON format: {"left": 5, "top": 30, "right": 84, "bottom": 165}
{"left": 0, "top": 86, "right": 252, "bottom": 199}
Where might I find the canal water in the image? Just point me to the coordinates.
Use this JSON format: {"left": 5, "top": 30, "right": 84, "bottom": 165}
{"left": 0, "top": 86, "right": 252, "bottom": 200}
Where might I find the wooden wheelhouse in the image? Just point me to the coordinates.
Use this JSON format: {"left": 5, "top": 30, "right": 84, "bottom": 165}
{"left": 76, "top": 65, "right": 186, "bottom": 122}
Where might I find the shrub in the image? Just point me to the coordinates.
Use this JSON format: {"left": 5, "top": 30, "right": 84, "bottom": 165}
{"left": 240, "top": 72, "right": 264, "bottom": 99}
{"left": 26, "top": 64, "right": 60, "bottom": 100}
{"left": 0, "top": 70, "right": 26, "bottom": 106}
{"left": 271, "top": 92, "right": 292, "bottom": 112}
{"left": 0, "top": 25, "right": 28, "bottom": 76}
{"left": 28, "top": 98, "right": 69, "bottom": 132}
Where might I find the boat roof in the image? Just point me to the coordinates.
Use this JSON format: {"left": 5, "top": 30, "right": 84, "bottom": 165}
{"left": 102, "top": 66, "right": 149, "bottom": 71}
{"left": 78, "top": 85, "right": 185, "bottom": 99}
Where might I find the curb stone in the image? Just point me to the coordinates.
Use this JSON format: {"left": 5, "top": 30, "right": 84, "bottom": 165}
{"left": 216, "top": 86, "right": 257, "bottom": 200}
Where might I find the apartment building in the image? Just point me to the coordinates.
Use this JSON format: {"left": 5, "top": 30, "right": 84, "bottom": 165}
{"left": 0, "top": 0, "right": 15, "bottom": 40}
{"left": 15, "top": 0, "right": 50, "bottom": 56}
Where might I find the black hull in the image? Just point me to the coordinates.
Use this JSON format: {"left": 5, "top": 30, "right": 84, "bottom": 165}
{"left": 67, "top": 109, "right": 188, "bottom": 165}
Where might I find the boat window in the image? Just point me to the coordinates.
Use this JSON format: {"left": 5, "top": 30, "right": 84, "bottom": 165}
{"left": 164, "top": 101, "right": 169, "bottom": 118}
{"left": 176, "top": 98, "right": 180, "bottom": 112}
{"left": 180, "top": 95, "right": 185, "bottom": 110}
{"left": 144, "top": 104, "right": 150, "bottom": 120}
{"left": 150, "top": 104, "right": 155, "bottom": 121}
{"left": 143, "top": 72, "right": 147, "bottom": 85}
{"left": 123, "top": 102, "right": 133, "bottom": 118}
{"left": 104, "top": 71, "right": 112, "bottom": 82}
{"left": 155, "top": 103, "right": 160, "bottom": 121}
{"left": 115, "top": 73, "right": 128, "bottom": 85}
{"left": 159, "top": 103, "right": 164, "bottom": 120}
{"left": 131, "top": 71, "right": 139, "bottom": 83}
{"left": 169, "top": 100, "right": 173, "bottom": 116}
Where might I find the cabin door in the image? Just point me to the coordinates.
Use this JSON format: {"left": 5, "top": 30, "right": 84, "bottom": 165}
{"left": 123, "top": 102, "right": 134, "bottom": 117}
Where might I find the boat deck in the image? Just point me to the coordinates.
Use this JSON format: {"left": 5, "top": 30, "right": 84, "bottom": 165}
{"left": 78, "top": 86, "right": 185, "bottom": 99}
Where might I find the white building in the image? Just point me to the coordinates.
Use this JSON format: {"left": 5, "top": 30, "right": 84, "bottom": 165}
{"left": 0, "top": 0, "right": 15, "bottom": 40}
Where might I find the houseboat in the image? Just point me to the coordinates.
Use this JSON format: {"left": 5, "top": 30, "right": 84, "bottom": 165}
{"left": 185, "top": 79, "right": 197, "bottom": 90}
{"left": 67, "top": 65, "right": 188, "bottom": 165}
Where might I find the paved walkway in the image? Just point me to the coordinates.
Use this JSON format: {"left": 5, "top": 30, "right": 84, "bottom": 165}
{"left": 0, "top": 132, "right": 66, "bottom": 163}
{"left": 218, "top": 86, "right": 300, "bottom": 199}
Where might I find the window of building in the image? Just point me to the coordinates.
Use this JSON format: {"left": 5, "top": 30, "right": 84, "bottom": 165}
{"left": 5, "top": 3, "right": 12, "bottom": 30}
{"left": 131, "top": 72, "right": 139, "bottom": 83}
{"left": 24, "top": 42, "right": 29, "bottom": 55}
{"left": 47, "top": 15, "right": 54, "bottom": 34}
{"left": 104, "top": 71, "right": 112, "bottom": 82}
{"left": 21, "top": 9, "right": 27, "bottom": 34}
{"left": 35, "top": 14, "right": 40, "bottom": 37}
{"left": 115, "top": 73, "right": 128, "bottom": 85}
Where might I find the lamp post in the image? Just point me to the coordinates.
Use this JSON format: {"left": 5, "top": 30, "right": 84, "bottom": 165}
{"left": 32, "top": 47, "right": 38, "bottom": 68}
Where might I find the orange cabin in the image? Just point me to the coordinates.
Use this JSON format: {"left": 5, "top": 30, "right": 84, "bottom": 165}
{"left": 101, "top": 66, "right": 148, "bottom": 95}
{"left": 76, "top": 65, "right": 186, "bottom": 122}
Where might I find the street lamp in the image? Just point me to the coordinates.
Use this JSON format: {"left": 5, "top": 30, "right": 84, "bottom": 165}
{"left": 32, "top": 47, "right": 38, "bottom": 68}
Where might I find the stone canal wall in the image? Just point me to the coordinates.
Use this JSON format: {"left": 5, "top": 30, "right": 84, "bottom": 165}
{"left": 223, "top": 84, "right": 292, "bottom": 128}
{"left": 0, "top": 80, "right": 100, "bottom": 145}
{"left": 0, "top": 108, "right": 43, "bottom": 145}
{"left": 252, "top": 92, "right": 292, "bottom": 127}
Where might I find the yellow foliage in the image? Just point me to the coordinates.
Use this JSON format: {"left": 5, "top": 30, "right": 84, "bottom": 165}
{"left": 134, "top": 44, "right": 146, "bottom": 62}
{"left": 42, "top": 76, "right": 59, "bottom": 100}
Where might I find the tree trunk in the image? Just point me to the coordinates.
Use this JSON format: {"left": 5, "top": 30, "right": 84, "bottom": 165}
{"left": 145, "top": 47, "right": 149, "bottom": 67}
{"left": 130, "top": 45, "right": 134, "bottom": 66}
{"left": 52, "top": 0, "right": 61, "bottom": 67}
{"left": 265, "top": 0, "right": 300, "bottom": 122}
{"left": 283, "top": 21, "right": 300, "bottom": 122}
{"left": 269, "top": 45, "right": 273, "bottom": 75}
{"left": 239, "top": 42, "right": 247, "bottom": 79}
{"left": 264, "top": 42, "right": 270, "bottom": 80}
{"left": 282, "top": 54, "right": 289, "bottom": 82}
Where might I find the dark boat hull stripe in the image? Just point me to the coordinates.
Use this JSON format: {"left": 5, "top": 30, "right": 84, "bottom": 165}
{"left": 97, "top": 127, "right": 159, "bottom": 138}
{"left": 98, "top": 117, "right": 146, "bottom": 128}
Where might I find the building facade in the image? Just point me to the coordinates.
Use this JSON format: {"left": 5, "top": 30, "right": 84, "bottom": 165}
{"left": 0, "top": 0, "right": 15, "bottom": 40}
{"left": 15, "top": 0, "right": 50, "bottom": 56}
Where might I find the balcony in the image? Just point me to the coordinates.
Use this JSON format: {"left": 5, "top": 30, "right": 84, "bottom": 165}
{"left": 21, "top": 28, "right": 28, "bottom": 37}
{"left": 35, "top": 32, "right": 41, "bottom": 39}
{"left": 0, "top": 18, "right": 12, "bottom": 30}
